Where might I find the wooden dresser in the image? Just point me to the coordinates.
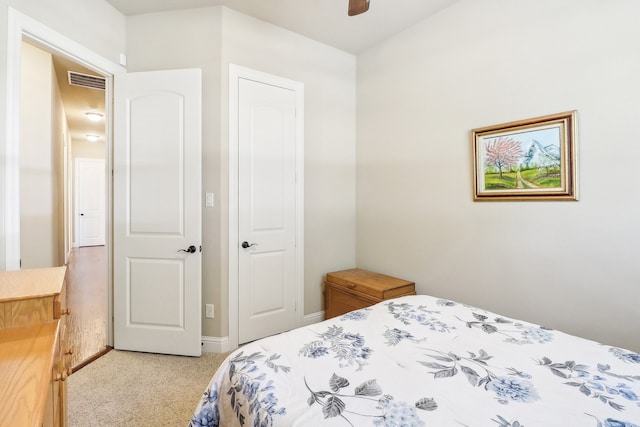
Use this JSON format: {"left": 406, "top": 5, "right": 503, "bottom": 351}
{"left": 0, "top": 267, "right": 70, "bottom": 427}
{"left": 324, "top": 268, "right": 415, "bottom": 319}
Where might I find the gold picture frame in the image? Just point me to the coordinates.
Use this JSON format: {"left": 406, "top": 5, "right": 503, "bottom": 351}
{"left": 472, "top": 111, "right": 578, "bottom": 201}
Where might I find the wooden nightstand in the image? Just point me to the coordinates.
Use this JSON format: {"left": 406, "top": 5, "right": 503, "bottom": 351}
{"left": 324, "top": 268, "right": 415, "bottom": 319}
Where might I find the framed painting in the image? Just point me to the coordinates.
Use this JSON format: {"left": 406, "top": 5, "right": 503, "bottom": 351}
{"left": 472, "top": 111, "right": 578, "bottom": 201}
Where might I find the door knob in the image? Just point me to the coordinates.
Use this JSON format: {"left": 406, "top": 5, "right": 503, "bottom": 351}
{"left": 241, "top": 241, "right": 258, "bottom": 249}
{"left": 178, "top": 245, "right": 197, "bottom": 253}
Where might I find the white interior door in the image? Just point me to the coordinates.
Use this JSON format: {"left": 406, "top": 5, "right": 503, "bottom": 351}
{"left": 113, "top": 69, "right": 202, "bottom": 356}
{"left": 236, "top": 70, "right": 304, "bottom": 344}
{"left": 75, "top": 158, "right": 105, "bottom": 247}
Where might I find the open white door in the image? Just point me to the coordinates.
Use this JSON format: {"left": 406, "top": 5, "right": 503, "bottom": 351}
{"left": 113, "top": 69, "right": 202, "bottom": 356}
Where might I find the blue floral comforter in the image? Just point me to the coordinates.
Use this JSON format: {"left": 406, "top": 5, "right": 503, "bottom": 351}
{"left": 190, "top": 294, "right": 640, "bottom": 426}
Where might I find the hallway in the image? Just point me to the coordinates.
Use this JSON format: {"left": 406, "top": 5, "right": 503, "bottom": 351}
{"left": 66, "top": 246, "right": 109, "bottom": 369}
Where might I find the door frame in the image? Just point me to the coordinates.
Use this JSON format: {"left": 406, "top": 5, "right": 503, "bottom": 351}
{"left": 228, "top": 64, "right": 305, "bottom": 350}
{"left": 4, "top": 8, "right": 125, "bottom": 345}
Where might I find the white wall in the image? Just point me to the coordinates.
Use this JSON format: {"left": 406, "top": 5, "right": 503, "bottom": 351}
{"left": 19, "top": 42, "right": 62, "bottom": 268}
{"left": 51, "top": 51, "right": 66, "bottom": 266}
{"left": 125, "top": 6, "right": 224, "bottom": 338}
{"left": 72, "top": 140, "right": 105, "bottom": 159}
{"left": 126, "top": 6, "right": 357, "bottom": 338}
{"left": 220, "top": 8, "right": 357, "bottom": 321}
{"left": 3, "top": 0, "right": 125, "bottom": 62}
{"left": 356, "top": 0, "right": 640, "bottom": 352}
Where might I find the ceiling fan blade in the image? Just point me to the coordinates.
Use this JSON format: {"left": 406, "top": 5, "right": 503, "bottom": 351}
{"left": 348, "top": 0, "right": 369, "bottom": 16}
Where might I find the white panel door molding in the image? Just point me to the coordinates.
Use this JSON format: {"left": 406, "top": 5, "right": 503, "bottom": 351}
{"left": 75, "top": 158, "right": 105, "bottom": 247}
{"left": 229, "top": 64, "right": 304, "bottom": 348}
{"left": 114, "top": 69, "right": 202, "bottom": 356}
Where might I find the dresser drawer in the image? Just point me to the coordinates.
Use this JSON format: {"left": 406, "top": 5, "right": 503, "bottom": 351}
{"left": 325, "top": 283, "right": 380, "bottom": 319}
{"left": 0, "top": 267, "right": 67, "bottom": 329}
{"left": 0, "top": 296, "right": 56, "bottom": 328}
{"left": 0, "top": 267, "right": 68, "bottom": 426}
{"left": 0, "top": 321, "right": 60, "bottom": 426}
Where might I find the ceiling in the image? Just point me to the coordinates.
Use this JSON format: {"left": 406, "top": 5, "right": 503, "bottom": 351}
{"left": 105, "top": 0, "right": 459, "bottom": 54}
{"left": 50, "top": 52, "right": 106, "bottom": 146}
{"left": 50, "top": 0, "right": 459, "bottom": 146}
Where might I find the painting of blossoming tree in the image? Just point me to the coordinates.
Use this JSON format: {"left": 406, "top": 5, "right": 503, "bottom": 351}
{"left": 472, "top": 111, "right": 578, "bottom": 201}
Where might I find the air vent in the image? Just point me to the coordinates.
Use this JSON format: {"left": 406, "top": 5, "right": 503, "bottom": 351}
{"left": 68, "top": 71, "right": 105, "bottom": 90}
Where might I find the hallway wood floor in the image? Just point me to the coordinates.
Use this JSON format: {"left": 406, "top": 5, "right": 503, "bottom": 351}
{"left": 66, "top": 246, "right": 108, "bottom": 369}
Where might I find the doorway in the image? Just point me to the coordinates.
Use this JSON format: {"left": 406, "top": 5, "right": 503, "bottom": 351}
{"left": 20, "top": 40, "right": 109, "bottom": 367}
{"left": 6, "top": 8, "right": 123, "bottom": 365}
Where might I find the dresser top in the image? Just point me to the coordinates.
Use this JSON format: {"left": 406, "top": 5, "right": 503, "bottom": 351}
{"left": 0, "top": 266, "right": 67, "bottom": 302}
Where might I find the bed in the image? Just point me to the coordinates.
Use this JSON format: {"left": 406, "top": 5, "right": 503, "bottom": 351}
{"left": 190, "top": 294, "right": 640, "bottom": 426}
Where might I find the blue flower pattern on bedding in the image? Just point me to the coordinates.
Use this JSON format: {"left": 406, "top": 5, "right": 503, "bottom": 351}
{"left": 458, "top": 312, "right": 555, "bottom": 345}
{"left": 191, "top": 295, "right": 640, "bottom": 426}
{"left": 304, "top": 373, "right": 434, "bottom": 426}
{"left": 418, "top": 347, "right": 539, "bottom": 404}
{"left": 611, "top": 348, "right": 640, "bottom": 364}
{"left": 491, "top": 414, "right": 525, "bottom": 426}
{"left": 587, "top": 414, "right": 640, "bottom": 427}
{"left": 386, "top": 301, "right": 455, "bottom": 333}
{"left": 537, "top": 357, "right": 640, "bottom": 411}
{"left": 189, "top": 351, "right": 289, "bottom": 427}
{"left": 486, "top": 376, "right": 539, "bottom": 404}
{"left": 340, "top": 309, "right": 371, "bottom": 321}
{"left": 383, "top": 327, "right": 424, "bottom": 346}
{"left": 190, "top": 390, "right": 219, "bottom": 426}
{"left": 299, "top": 325, "right": 373, "bottom": 371}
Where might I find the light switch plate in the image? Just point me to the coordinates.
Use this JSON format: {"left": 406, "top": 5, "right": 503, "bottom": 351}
{"left": 205, "top": 193, "right": 214, "bottom": 207}
{"left": 205, "top": 304, "right": 214, "bottom": 318}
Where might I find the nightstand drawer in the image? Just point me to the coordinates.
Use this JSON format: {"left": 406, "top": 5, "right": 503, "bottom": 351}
{"left": 324, "top": 268, "right": 415, "bottom": 319}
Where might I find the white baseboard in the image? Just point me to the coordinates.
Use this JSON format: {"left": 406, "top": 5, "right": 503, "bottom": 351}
{"left": 201, "top": 336, "right": 230, "bottom": 353}
{"left": 201, "top": 310, "right": 324, "bottom": 354}
{"left": 303, "top": 310, "right": 325, "bottom": 326}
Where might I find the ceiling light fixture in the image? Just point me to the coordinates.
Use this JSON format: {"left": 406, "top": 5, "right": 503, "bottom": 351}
{"left": 348, "top": 0, "right": 370, "bottom": 16}
{"left": 86, "top": 134, "right": 99, "bottom": 142}
{"left": 85, "top": 112, "right": 103, "bottom": 122}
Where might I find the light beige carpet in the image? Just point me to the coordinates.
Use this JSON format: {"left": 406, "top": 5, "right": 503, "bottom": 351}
{"left": 68, "top": 349, "right": 230, "bottom": 427}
